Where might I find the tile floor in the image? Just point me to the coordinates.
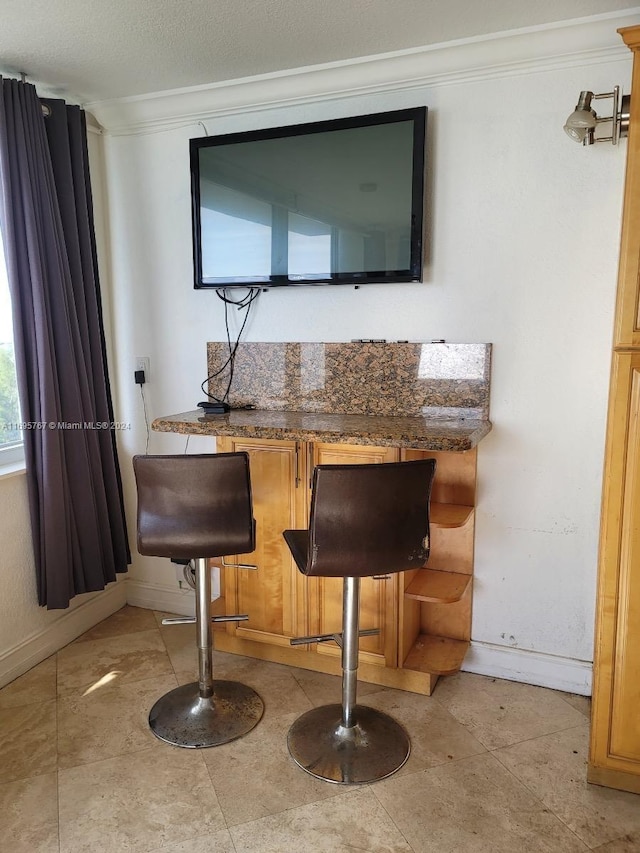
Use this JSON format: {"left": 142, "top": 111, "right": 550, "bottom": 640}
{"left": 1, "top": 605, "right": 639, "bottom": 853}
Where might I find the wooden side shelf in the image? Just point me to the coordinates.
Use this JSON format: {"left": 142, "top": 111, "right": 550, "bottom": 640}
{"left": 403, "top": 634, "right": 470, "bottom": 675}
{"left": 405, "top": 568, "right": 471, "bottom": 603}
{"left": 431, "top": 502, "right": 474, "bottom": 528}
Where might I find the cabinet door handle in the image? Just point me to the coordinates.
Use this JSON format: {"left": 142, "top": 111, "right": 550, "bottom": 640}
{"left": 308, "top": 442, "right": 314, "bottom": 489}
{"left": 221, "top": 558, "right": 258, "bottom": 571}
{"left": 372, "top": 574, "right": 391, "bottom": 580}
{"left": 294, "top": 442, "right": 301, "bottom": 488}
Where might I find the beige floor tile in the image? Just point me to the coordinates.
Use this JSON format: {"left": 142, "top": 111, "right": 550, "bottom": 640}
{"left": 6, "top": 598, "right": 639, "bottom": 853}
{"left": 374, "top": 752, "right": 589, "bottom": 853}
{"left": 147, "top": 829, "right": 236, "bottom": 852}
{"left": 230, "top": 787, "right": 414, "bottom": 853}
{"left": 592, "top": 833, "right": 640, "bottom": 852}
{"left": 72, "top": 604, "right": 159, "bottom": 643}
{"left": 153, "top": 609, "right": 192, "bottom": 626}
{"left": 57, "top": 629, "right": 172, "bottom": 693}
{"left": 433, "top": 671, "right": 587, "bottom": 749}
{"left": 0, "top": 700, "right": 57, "bottom": 783}
{"left": 159, "top": 620, "right": 234, "bottom": 674}
{"left": 559, "top": 692, "right": 592, "bottom": 718}
{"left": 493, "top": 724, "right": 640, "bottom": 848}
{"left": 0, "top": 772, "right": 59, "bottom": 853}
{"left": 202, "top": 710, "right": 342, "bottom": 826}
{"left": 0, "top": 656, "right": 57, "bottom": 709}
{"left": 57, "top": 673, "right": 178, "bottom": 768}
{"left": 159, "top": 620, "right": 198, "bottom": 673}
{"left": 176, "top": 656, "right": 313, "bottom": 721}
{"left": 58, "top": 743, "right": 225, "bottom": 853}
{"left": 362, "top": 687, "right": 486, "bottom": 775}
{"left": 215, "top": 655, "right": 316, "bottom": 717}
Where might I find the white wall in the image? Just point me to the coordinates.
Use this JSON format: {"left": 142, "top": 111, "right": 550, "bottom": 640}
{"left": 96, "top": 16, "right": 634, "bottom": 692}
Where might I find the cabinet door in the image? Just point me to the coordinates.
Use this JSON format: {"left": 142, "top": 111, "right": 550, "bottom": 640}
{"left": 590, "top": 353, "right": 640, "bottom": 789}
{"left": 309, "top": 442, "right": 400, "bottom": 668}
{"left": 217, "top": 437, "right": 308, "bottom": 646}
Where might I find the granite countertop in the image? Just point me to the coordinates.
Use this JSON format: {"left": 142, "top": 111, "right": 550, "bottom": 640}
{"left": 152, "top": 408, "right": 492, "bottom": 452}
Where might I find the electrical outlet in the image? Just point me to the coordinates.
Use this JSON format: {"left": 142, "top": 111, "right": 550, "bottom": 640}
{"left": 174, "top": 563, "right": 220, "bottom": 601}
{"left": 135, "top": 356, "right": 150, "bottom": 381}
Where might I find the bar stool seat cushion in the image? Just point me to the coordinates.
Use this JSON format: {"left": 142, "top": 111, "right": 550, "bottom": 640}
{"left": 135, "top": 453, "right": 255, "bottom": 559}
{"left": 285, "top": 460, "right": 435, "bottom": 578}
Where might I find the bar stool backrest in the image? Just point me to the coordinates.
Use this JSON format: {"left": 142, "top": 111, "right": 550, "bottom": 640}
{"left": 289, "top": 458, "right": 436, "bottom": 578}
{"left": 133, "top": 452, "right": 255, "bottom": 560}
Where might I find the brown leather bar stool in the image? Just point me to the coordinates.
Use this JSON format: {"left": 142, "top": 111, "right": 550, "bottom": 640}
{"left": 133, "top": 452, "right": 264, "bottom": 748}
{"left": 284, "top": 458, "right": 436, "bottom": 783}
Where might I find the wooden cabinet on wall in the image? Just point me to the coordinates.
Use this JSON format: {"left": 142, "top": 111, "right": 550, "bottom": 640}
{"left": 214, "top": 435, "right": 477, "bottom": 696}
{"left": 589, "top": 25, "right": 640, "bottom": 794}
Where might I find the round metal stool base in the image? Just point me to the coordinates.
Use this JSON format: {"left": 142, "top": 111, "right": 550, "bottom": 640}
{"left": 287, "top": 703, "right": 410, "bottom": 784}
{"left": 149, "top": 680, "right": 264, "bottom": 748}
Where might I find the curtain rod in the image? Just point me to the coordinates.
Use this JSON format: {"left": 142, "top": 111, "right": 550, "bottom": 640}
{"left": 18, "top": 71, "right": 51, "bottom": 117}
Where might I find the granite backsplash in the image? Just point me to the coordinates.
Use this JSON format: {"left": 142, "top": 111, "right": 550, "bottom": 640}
{"left": 206, "top": 342, "right": 491, "bottom": 420}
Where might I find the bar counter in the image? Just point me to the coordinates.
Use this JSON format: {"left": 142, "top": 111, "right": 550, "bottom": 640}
{"left": 152, "top": 408, "right": 492, "bottom": 452}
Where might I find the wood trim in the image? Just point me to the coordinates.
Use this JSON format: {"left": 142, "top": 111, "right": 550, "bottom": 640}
{"left": 612, "top": 28, "right": 640, "bottom": 346}
{"left": 403, "top": 635, "right": 470, "bottom": 676}
{"left": 609, "top": 363, "right": 640, "bottom": 761}
{"left": 405, "top": 568, "right": 471, "bottom": 603}
{"left": 214, "top": 630, "right": 439, "bottom": 694}
{"left": 618, "top": 25, "right": 640, "bottom": 51}
{"left": 431, "top": 503, "right": 474, "bottom": 528}
{"left": 588, "top": 764, "right": 640, "bottom": 796}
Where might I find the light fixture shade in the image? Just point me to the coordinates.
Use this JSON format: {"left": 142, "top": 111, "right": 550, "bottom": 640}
{"left": 564, "top": 124, "right": 589, "bottom": 143}
{"left": 564, "top": 91, "right": 597, "bottom": 142}
{"left": 564, "top": 108, "right": 597, "bottom": 129}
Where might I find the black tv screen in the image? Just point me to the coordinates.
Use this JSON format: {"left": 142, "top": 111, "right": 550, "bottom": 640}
{"left": 190, "top": 107, "right": 426, "bottom": 288}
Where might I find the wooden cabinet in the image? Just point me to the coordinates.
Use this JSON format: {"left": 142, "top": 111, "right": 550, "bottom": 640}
{"left": 589, "top": 25, "right": 640, "bottom": 794}
{"left": 214, "top": 437, "right": 309, "bottom": 648}
{"left": 214, "top": 435, "right": 478, "bottom": 695}
{"left": 590, "top": 354, "right": 640, "bottom": 793}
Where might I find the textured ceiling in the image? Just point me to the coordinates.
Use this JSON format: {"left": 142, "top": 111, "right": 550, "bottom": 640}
{"left": 1, "top": 0, "right": 639, "bottom": 103}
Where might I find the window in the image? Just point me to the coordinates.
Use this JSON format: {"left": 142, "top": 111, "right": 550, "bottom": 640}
{"left": 0, "top": 225, "right": 23, "bottom": 470}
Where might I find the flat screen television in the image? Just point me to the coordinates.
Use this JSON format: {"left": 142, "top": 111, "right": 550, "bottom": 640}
{"left": 190, "top": 107, "right": 427, "bottom": 289}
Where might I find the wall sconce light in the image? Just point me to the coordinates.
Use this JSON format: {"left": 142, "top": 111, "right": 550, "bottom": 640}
{"left": 563, "top": 86, "right": 630, "bottom": 145}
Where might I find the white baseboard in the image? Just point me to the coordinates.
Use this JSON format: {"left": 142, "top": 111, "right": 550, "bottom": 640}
{"left": 0, "top": 580, "right": 127, "bottom": 689}
{"left": 126, "top": 579, "right": 196, "bottom": 617}
{"left": 463, "top": 641, "right": 592, "bottom": 696}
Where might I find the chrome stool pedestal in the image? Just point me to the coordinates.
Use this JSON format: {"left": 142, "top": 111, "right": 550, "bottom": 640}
{"left": 283, "top": 459, "right": 436, "bottom": 784}
{"left": 148, "top": 557, "right": 264, "bottom": 748}
{"left": 287, "top": 576, "right": 409, "bottom": 783}
{"left": 287, "top": 704, "right": 410, "bottom": 784}
{"left": 133, "top": 452, "right": 264, "bottom": 750}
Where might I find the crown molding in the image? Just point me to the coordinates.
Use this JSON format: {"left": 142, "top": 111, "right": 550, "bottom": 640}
{"left": 88, "top": 10, "right": 640, "bottom": 135}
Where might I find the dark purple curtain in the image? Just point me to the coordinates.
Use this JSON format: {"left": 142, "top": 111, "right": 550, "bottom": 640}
{"left": 0, "top": 77, "right": 129, "bottom": 608}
